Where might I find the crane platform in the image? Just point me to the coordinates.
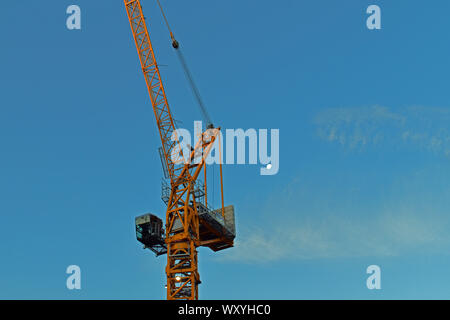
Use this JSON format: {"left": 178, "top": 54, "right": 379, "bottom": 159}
{"left": 198, "top": 204, "right": 235, "bottom": 251}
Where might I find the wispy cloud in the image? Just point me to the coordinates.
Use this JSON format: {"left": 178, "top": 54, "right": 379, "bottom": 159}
{"left": 314, "top": 105, "right": 450, "bottom": 156}
{"left": 219, "top": 210, "right": 450, "bottom": 263}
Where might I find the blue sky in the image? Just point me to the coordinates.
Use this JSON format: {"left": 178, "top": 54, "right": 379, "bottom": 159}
{"left": 1, "top": 0, "right": 450, "bottom": 299}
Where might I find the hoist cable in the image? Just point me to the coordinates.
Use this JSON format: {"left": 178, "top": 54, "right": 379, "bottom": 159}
{"left": 175, "top": 49, "right": 213, "bottom": 128}
{"left": 155, "top": 0, "right": 214, "bottom": 128}
{"left": 156, "top": 0, "right": 174, "bottom": 40}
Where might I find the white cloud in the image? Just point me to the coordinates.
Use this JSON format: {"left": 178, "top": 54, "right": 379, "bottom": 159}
{"left": 219, "top": 209, "right": 450, "bottom": 263}
{"left": 315, "top": 105, "right": 450, "bottom": 155}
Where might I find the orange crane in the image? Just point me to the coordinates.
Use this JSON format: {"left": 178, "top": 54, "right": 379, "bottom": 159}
{"left": 124, "top": 0, "right": 236, "bottom": 300}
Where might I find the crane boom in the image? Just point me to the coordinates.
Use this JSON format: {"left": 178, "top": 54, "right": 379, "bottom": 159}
{"left": 124, "top": 0, "right": 185, "bottom": 184}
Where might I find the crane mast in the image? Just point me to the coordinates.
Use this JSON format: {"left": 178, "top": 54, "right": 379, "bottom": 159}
{"left": 124, "top": 0, "right": 235, "bottom": 300}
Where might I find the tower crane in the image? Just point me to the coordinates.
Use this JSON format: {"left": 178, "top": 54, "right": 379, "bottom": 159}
{"left": 123, "top": 0, "right": 236, "bottom": 300}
